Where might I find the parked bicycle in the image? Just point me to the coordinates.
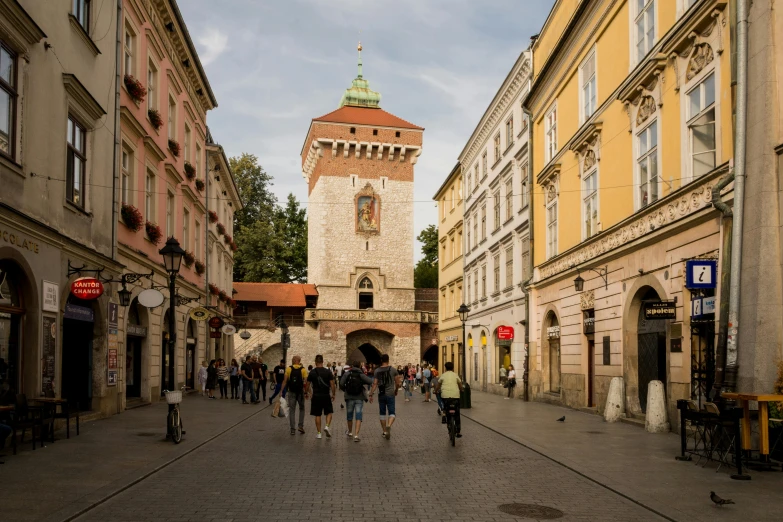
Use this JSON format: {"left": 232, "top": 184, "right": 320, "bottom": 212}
{"left": 163, "top": 386, "right": 186, "bottom": 444}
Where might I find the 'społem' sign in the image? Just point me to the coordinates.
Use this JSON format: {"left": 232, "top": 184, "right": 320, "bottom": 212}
{"left": 71, "top": 277, "right": 104, "bottom": 300}
{"left": 643, "top": 301, "right": 676, "bottom": 320}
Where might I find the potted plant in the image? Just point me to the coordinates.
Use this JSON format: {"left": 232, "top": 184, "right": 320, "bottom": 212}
{"left": 168, "top": 139, "right": 181, "bottom": 157}
{"left": 223, "top": 234, "right": 232, "bottom": 245}
{"left": 123, "top": 74, "right": 147, "bottom": 103}
{"left": 120, "top": 203, "right": 143, "bottom": 232}
{"left": 230, "top": 299, "right": 237, "bottom": 308}
{"left": 195, "top": 260, "right": 205, "bottom": 275}
{"left": 218, "top": 290, "right": 228, "bottom": 302}
{"left": 148, "top": 108, "right": 163, "bottom": 130}
{"left": 145, "top": 221, "right": 163, "bottom": 244}
{"left": 209, "top": 283, "right": 219, "bottom": 296}
{"left": 230, "top": 240, "right": 238, "bottom": 252}
{"left": 184, "top": 162, "right": 196, "bottom": 180}
{"left": 216, "top": 223, "right": 226, "bottom": 236}
{"left": 208, "top": 210, "right": 218, "bottom": 223}
{"left": 195, "top": 179, "right": 205, "bottom": 192}
{"left": 183, "top": 250, "right": 195, "bottom": 268}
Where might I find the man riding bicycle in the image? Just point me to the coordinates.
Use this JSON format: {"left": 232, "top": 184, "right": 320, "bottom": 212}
{"left": 434, "top": 361, "right": 463, "bottom": 438}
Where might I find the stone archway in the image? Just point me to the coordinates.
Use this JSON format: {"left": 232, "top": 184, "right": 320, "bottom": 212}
{"left": 345, "top": 329, "right": 394, "bottom": 365}
{"left": 541, "top": 307, "right": 561, "bottom": 395}
{"left": 262, "top": 343, "right": 283, "bottom": 369}
{"left": 422, "top": 345, "right": 438, "bottom": 368}
{"left": 349, "top": 343, "right": 382, "bottom": 366}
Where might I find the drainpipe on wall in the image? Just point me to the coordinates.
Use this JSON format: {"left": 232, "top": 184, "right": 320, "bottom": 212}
{"left": 204, "top": 160, "right": 210, "bottom": 360}
{"left": 710, "top": 167, "right": 734, "bottom": 399}
{"left": 111, "top": 0, "right": 122, "bottom": 262}
{"left": 725, "top": 0, "right": 749, "bottom": 392}
{"left": 523, "top": 99, "right": 534, "bottom": 403}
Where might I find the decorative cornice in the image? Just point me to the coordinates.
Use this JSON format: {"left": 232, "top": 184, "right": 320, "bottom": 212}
{"left": 164, "top": 162, "right": 184, "bottom": 186}
{"left": 0, "top": 0, "right": 45, "bottom": 49}
{"left": 617, "top": 54, "right": 667, "bottom": 104}
{"left": 301, "top": 139, "right": 422, "bottom": 180}
{"left": 143, "top": 136, "right": 167, "bottom": 163}
{"left": 536, "top": 165, "right": 728, "bottom": 281}
{"left": 120, "top": 106, "right": 146, "bottom": 141}
{"left": 62, "top": 74, "right": 106, "bottom": 121}
{"left": 537, "top": 162, "right": 561, "bottom": 187}
{"left": 68, "top": 15, "right": 100, "bottom": 56}
{"left": 305, "top": 308, "right": 438, "bottom": 324}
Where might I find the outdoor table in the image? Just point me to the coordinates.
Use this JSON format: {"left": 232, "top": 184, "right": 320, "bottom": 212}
{"left": 722, "top": 392, "right": 783, "bottom": 464}
{"left": 31, "top": 398, "right": 71, "bottom": 440}
{"left": 0, "top": 405, "right": 13, "bottom": 412}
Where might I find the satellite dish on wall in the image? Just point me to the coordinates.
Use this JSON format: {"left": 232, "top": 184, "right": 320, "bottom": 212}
{"left": 138, "top": 289, "right": 164, "bottom": 308}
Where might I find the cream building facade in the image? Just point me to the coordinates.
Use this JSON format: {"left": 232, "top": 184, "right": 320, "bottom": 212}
{"left": 459, "top": 50, "right": 533, "bottom": 397}
{"left": 433, "top": 163, "right": 464, "bottom": 374}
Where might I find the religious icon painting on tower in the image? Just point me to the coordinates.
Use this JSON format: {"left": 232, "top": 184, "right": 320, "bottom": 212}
{"left": 356, "top": 183, "right": 380, "bottom": 234}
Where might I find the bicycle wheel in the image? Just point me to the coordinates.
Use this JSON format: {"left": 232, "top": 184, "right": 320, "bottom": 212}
{"left": 171, "top": 409, "right": 182, "bottom": 444}
{"left": 448, "top": 417, "right": 456, "bottom": 446}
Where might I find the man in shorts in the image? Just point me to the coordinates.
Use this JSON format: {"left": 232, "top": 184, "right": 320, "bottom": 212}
{"left": 369, "top": 354, "right": 401, "bottom": 440}
{"left": 269, "top": 359, "right": 285, "bottom": 405}
{"left": 307, "top": 354, "right": 335, "bottom": 439}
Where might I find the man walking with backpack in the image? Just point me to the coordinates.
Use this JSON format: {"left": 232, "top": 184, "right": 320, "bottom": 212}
{"left": 307, "top": 355, "right": 336, "bottom": 439}
{"left": 280, "top": 355, "right": 308, "bottom": 435}
{"left": 421, "top": 364, "right": 432, "bottom": 402}
{"left": 340, "top": 360, "right": 374, "bottom": 442}
{"left": 369, "top": 354, "right": 401, "bottom": 440}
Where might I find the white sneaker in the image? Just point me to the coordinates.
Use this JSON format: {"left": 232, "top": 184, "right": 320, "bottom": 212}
{"left": 316, "top": 432, "right": 322, "bottom": 439}
{"left": 346, "top": 431, "right": 353, "bottom": 437}
{"left": 324, "top": 426, "right": 331, "bottom": 438}
{"left": 504, "top": 397, "right": 510, "bottom": 400}
{"left": 354, "top": 435, "right": 360, "bottom": 442}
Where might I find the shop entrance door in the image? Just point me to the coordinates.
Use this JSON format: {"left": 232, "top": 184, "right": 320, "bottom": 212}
{"left": 186, "top": 343, "right": 196, "bottom": 390}
{"left": 638, "top": 332, "right": 666, "bottom": 413}
{"left": 126, "top": 337, "right": 142, "bottom": 398}
{"left": 0, "top": 312, "right": 21, "bottom": 396}
{"left": 62, "top": 307, "right": 94, "bottom": 411}
{"left": 549, "top": 339, "right": 561, "bottom": 393}
{"left": 587, "top": 340, "right": 595, "bottom": 407}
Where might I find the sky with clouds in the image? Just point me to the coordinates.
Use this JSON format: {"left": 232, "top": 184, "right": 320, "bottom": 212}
{"left": 179, "top": 0, "right": 553, "bottom": 261}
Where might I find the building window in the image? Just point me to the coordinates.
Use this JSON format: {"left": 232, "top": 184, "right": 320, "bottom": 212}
{"left": 167, "top": 95, "right": 177, "bottom": 140}
{"left": 505, "top": 177, "right": 513, "bottom": 221}
{"left": 473, "top": 269, "right": 479, "bottom": 302}
{"left": 166, "top": 190, "right": 175, "bottom": 238}
{"left": 194, "top": 220, "right": 201, "bottom": 259}
{"left": 473, "top": 164, "right": 479, "bottom": 190}
{"left": 473, "top": 213, "right": 478, "bottom": 248}
{"left": 687, "top": 73, "right": 716, "bottom": 179}
{"left": 583, "top": 167, "right": 598, "bottom": 238}
{"left": 466, "top": 219, "right": 471, "bottom": 251}
{"left": 637, "top": 120, "right": 659, "bottom": 208}
{"left": 467, "top": 171, "right": 472, "bottom": 195}
{"left": 358, "top": 277, "right": 374, "bottom": 309}
{"left": 493, "top": 254, "right": 500, "bottom": 293}
{"left": 66, "top": 116, "right": 87, "bottom": 207}
{"left": 442, "top": 243, "right": 447, "bottom": 264}
{"left": 580, "top": 48, "right": 597, "bottom": 121}
{"left": 635, "top": 0, "right": 656, "bottom": 63}
{"left": 182, "top": 208, "right": 190, "bottom": 250}
{"left": 493, "top": 133, "right": 501, "bottom": 163}
{"left": 467, "top": 275, "right": 471, "bottom": 304}
{"left": 545, "top": 103, "right": 557, "bottom": 162}
{"left": 73, "top": 0, "right": 90, "bottom": 32}
{"left": 546, "top": 189, "right": 558, "bottom": 259}
{"left": 450, "top": 236, "right": 455, "bottom": 260}
{"left": 441, "top": 198, "right": 446, "bottom": 219}
{"left": 520, "top": 237, "right": 530, "bottom": 283}
{"left": 450, "top": 186, "right": 455, "bottom": 210}
{"left": 124, "top": 26, "right": 135, "bottom": 76}
{"left": 505, "top": 245, "right": 513, "bottom": 289}
{"left": 458, "top": 231, "right": 462, "bottom": 256}
{"left": 147, "top": 60, "right": 157, "bottom": 111}
{"left": 184, "top": 124, "right": 191, "bottom": 163}
{"left": 520, "top": 162, "right": 529, "bottom": 208}
{"left": 506, "top": 116, "right": 513, "bottom": 147}
{"left": 482, "top": 152, "right": 487, "bottom": 179}
{"left": 493, "top": 191, "right": 500, "bottom": 230}
{"left": 481, "top": 266, "right": 487, "bottom": 298}
{"left": 0, "top": 44, "right": 16, "bottom": 159}
{"left": 195, "top": 143, "right": 201, "bottom": 177}
{"left": 121, "top": 149, "right": 132, "bottom": 205}
{"left": 480, "top": 205, "right": 486, "bottom": 240}
{"left": 145, "top": 171, "right": 154, "bottom": 219}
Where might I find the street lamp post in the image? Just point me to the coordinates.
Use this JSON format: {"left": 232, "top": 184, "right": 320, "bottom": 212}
{"left": 457, "top": 303, "right": 470, "bottom": 381}
{"left": 159, "top": 237, "right": 185, "bottom": 391}
{"left": 280, "top": 320, "right": 290, "bottom": 366}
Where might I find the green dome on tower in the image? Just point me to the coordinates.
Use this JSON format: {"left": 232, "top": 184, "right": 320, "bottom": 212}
{"left": 339, "top": 42, "right": 382, "bottom": 108}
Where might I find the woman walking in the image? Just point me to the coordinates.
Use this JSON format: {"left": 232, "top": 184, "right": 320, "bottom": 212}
{"left": 230, "top": 359, "right": 240, "bottom": 399}
{"left": 505, "top": 364, "right": 517, "bottom": 399}
{"left": 217, "top": 359, "right": 229, "bottom": 399}
{"left": 197, "top": 361, "right": 208, "bottom": 396}
{"left": 205, "top": 360, "right": 217, "bottom": 399}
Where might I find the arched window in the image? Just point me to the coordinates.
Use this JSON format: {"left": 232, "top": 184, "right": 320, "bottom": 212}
{"left": 358, "top": 277, "right": 373, "bottom": 309}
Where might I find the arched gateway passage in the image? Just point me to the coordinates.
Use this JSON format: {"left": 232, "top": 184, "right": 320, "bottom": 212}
{"left": 348, "top": 343, "right": 382, "bottom": 366}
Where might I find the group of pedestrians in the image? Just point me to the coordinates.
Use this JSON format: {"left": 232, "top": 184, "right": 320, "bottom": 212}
{"left": 197, "top": 355, "right": 270, "bottom": 404}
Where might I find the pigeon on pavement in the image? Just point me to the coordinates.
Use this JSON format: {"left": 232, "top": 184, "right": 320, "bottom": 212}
{"left": 710, "top": 491, "right": 735, "bottom": 507}
{"left": 556, "top": 416, "right": 565, "bottom": 422}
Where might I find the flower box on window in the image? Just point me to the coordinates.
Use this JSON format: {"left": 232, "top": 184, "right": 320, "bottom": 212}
{"left": 195, "top": 260, "right": 205, "bottom": 275}
{"left": 218, "top": 290, "right": 228, "bottom": 302}
{"left": 120, "top": 204, "right": 143, "bottom": 232}
{"left": 168, "top": 139, "right": 181, "bottom": 157}
{"left": 209, "top": 283, "right": 219, "bottom": 296}
{"left": 145, "top": 221, "right": 163, "bottom": 244}
{"left": 184, "top": 162, "right": 196, "bottom": 180}
{"left": 183, "top": 250, "right": 195, "bottom": 267}
{"left": 148, "top": 109, "right": 163, "bottom": 130}
{"left": 208, "top": 210, "right": 218, "bottom": 223}
{"left": 216, "top": 223, "right": 226, "bottom": 236}
{"left": 223, "top": 234, "right": 232, "bottom": 245}
{"left": 124, "top": 75, "right": 147, "bottom": 103}
{"left": 230, "top": 241, "right": 238, "bottom": 252}
{"left": 195, "top": 178, "right": 205, "bottom": 192}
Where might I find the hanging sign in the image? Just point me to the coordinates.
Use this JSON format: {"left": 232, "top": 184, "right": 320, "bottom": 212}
{"left": 190, "top": 307, "right": 210, "bottom": 321}
{"left": 107, "top": 302, "right": 118, "bottom": 387}
{"left": 643, "top": 301, "right": 676, "bottom": 320}
{"left": 138, "top": 288, "right": 164, "bottom": 308}
{"left": 685, "top": 260, "right": 717, "bottom": 289}
{"left": 210, "top": 330, "right": 221, "bottom": 339}
{"left": 547, "top": 326, "right": 560, "bottom": 339}
{"left": 692, "top": 296, "right": 716, "bottom": 318}
{"left": 208, "top": 316, "right": 225, "bottom": 329}
{"left": 71, "top": 277, "right": 104, "bottom": 300}
{"left": 497, "top": 326, "right": 514, "bottom": 340}
{"left": 64, "top": 302, "right": 94, "bottom": 322}
{"left": 221, "top": 324, "right": 237, "bottom": 335}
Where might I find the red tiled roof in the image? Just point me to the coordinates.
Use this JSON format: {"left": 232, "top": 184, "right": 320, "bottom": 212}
{"left": 313, "top": 106, "right": 423, "bottom": 130}
{"left": 232, "top": 283, "right": 317, "bottom": 308}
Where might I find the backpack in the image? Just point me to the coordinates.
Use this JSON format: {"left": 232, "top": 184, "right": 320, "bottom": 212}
{"left": 344, "top": 370, "right": 364, "bottom": 396}
{"left": 288, "top": 366, "right": 304, "bottom": 393}
{"left": 424, "top": 369, "right": 432, "bottom": 382}
{"left": 378, "top": 367, "right": 393, "bottom": 394}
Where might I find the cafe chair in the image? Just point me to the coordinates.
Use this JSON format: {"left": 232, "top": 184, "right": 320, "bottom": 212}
{"left": 10, "top": 394, "right": 45, "bottom": 453}
{"left": 44, "top": 388, "right": 80, "bottom": 439}
{"left": 684, "top": 400, "right": 708, "bottom": 461}
{"left": 704, "top": 402, "right": 737, "bottom": 472}
{"left": 769, "top": 417, "right": 783, "bottom": 461}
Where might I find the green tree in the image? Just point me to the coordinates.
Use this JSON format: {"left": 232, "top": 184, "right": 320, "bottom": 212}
{"left": 274, "top": 193, "right": 308, "bottom": 283}
{"left": 230, "top": 153, "right": 277, "bottom": 230}
{"left": 414, "top": 224, "right": 439, "bottom": 288}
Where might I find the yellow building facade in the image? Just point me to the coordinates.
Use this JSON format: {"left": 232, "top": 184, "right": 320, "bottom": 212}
{"left": 434, "top": 163, "right": 464, "bottom": 375}
{"left": 527, "top": 0, "right": 734, "bottom": 427}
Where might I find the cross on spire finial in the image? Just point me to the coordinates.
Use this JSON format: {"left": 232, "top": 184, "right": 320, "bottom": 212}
{"left": 357, "top": 41, "right": 363, "bottom": 78}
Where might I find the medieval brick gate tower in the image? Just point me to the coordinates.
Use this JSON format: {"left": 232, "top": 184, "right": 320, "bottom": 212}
{"left": 300, "top": 44, "right": 435, "bottom": 367}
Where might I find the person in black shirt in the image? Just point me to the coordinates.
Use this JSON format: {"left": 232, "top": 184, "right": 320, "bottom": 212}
{"left": 307, "top": 354, "right": 335, "bottom": 439}
{"left": 240, "top": 355, "right": 258, "bottom": 404}
{"left": 257, "top": 357, "right": 269, "bottom": 402}
{"left": 269, "top": 359, "right": 286, "bottom": 405}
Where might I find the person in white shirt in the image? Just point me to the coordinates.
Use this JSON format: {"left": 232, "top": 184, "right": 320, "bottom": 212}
{"left": 505, "top": 364, "right": 517, "bottom": 399}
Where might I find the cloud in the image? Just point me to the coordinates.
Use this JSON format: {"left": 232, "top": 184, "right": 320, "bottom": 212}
{"left": 196, "top": 28, "right": 229, "bottom": 65}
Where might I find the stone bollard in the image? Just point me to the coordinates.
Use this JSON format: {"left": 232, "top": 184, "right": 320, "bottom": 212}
{"left": 604, "top": 377, "right": 625, "bottom": 423}
{"left": 645, "top": 380, "right": 670, "bottom": 433}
